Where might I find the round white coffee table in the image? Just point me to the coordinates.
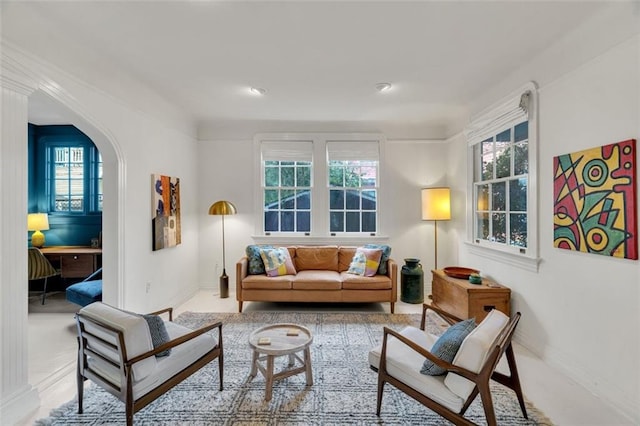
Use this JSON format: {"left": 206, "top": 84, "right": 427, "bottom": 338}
{"left": 248, "top": 323, "right": 313, "bottom": 401}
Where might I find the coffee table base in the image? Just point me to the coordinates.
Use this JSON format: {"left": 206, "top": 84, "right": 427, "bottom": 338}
{"left": 249, "top": 347, "right": 313, "bottom": 401}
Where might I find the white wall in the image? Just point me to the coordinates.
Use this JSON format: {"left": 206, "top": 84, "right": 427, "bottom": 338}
{"left": 197, "top": 138, "right": 454, "bottom": 296}
{"left": 449, "top": 34, "right": 640, "bottom": 422}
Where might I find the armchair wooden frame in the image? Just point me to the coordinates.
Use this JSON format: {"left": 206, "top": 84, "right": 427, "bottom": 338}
{"left": 75, "top": 307, "right": 223, "bottom": 426}
{"left": 375, "top": 303, "right": 527, "bottom": 426}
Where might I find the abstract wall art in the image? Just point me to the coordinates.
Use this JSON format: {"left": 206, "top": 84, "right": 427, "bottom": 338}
{"left": 553, "top": 139, "right": 637, "bottom": 259}
{"left": 152, "top": 174, "right": 181, "bottom": 251}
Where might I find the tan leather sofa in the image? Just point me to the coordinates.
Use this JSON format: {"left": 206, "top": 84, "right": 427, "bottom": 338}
{"left": 236, "top": 245, "right": 397, "bottom": 313}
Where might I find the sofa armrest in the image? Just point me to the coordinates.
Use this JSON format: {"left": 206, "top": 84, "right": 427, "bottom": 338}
{"left": 236, "top": 256, "right": 248, "bottom": 300}
{"left": 386, "top": 258, "right": 398, "bottom": 301}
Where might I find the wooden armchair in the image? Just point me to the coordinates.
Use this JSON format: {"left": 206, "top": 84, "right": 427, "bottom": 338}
{"left": 369, "top": 303, "right": 527, "bottom": 426}
{"left": 75, "top": 302, "right": 223, "bottom": 425}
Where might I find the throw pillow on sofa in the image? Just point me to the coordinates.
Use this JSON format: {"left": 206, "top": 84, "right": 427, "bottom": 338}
{"left": 347, "top": 247, "right": 383, "bottom": 277}
{"left": 246, "top": 245, "right": 275, "bottom": 274}
{"left": 260, "top": 247, "right": 297, "bottom": 277}
{"left": 364, "top": 244, "right": 391, "bottom": 275}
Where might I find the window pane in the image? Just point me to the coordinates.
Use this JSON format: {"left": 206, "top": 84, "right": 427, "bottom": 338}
{"left": 296, "top": 190, "right": 310, "bottom": 209}
{"left": 477, "top": 184, "right": 489, "bottom": 211}
{"left": 496, "top": 128, "right": 511, "bottom": 142}
{"left": 476, "top": 212, "right": 489, "bottom": 240}
{"left": 492, "top": 213, "right": 506, "bottom": 243}
{"left": 481, "top": 139, "right": 493, "bottom": 181}
{"left": 346, "top": 212, "right": 360, "bottom": 232}
{"left": 281, "top": 189, "right": 295, "bottom": 209}
{"left": 509, "top": 178, "right": 527, "bottom": 211}
{"left": 296, "top": 165, "right": 311, "bottom": 186}
{"left": 330, "top": 189, "right": 344, "bottom": 209}
{"left": 362, "top": 190, "right": 376, "bottom": 210}
{"left": 493, "top": 181, "right": 506, "bottom": 211}
{"left": 265, "top": 167, "right": 279, "bottom": 187}
{"left": 345, "top": 190, "right": 360, "bottom": 210}
{"left": 297, "top": 212, "right": 311, "bottom": 232}
{"left": 264, "top": 190, "right": 278, "bottom": 209}
{"left": 281, "top": 211, "right": 294, "bottom": 232}
{"left": 495, "top": 144, "right": 511, "bottom": 179}
{"left": 345, "top": 166, "right": 360, "bottom": 187}
{"left": 281, "top": 166, "right": 295, "bottom": 187}
{"left": 510, "top": 213, "right": 527, "bottom": 247}
{"left": 362, "top": 212, "right": 376, "bottom": 232}
{"left": 514, "top": 121, "right": 528, "bottom": 142}
{"left": 514, "top": 142, "right": 528, "bottom": 175}
{"left": 265, "top": 211, "right": 278, "bottom": 232}
{"left": 329, "top": 165, "right": 343, "bottom": 187}
{"left": 330, "top": 212, "right": 343, "bottom": 232}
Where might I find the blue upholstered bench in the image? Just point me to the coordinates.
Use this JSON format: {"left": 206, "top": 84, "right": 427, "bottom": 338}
{"left": 66, "top": 268, "right": 103, "bottom": 307}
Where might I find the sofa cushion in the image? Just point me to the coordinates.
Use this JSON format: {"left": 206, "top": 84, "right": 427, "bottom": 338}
{"left": 338, "top": 247, "right": 357, "bottom": 272}
{"left": 292, "top": 270, "right": 342, "bottom": 290}
{"left": 421, "top": 318, "right": 476, "bottom": 376}
{"left": 246, "top": 245, "right": 275, "bottom": 275}
{"left": 341, "top": 273, "right": 391, "bottom": 289}
{"left": 347, "top": 247, "right": 383, "bottom": 277}
{"left": 444, "top": 309, "right": 509, "bottom": 400}
{"left": 241, "top": 274, "right": 293, "bottom": 290}
{"left": 364, "top": 244, "right": 392, "bottom": 275}
{"left": 79, "top": 302, "right": 156, "bottom": 382}
{"left": 294, "top": 246, "right": 339, "bottom": 271}
{"left": 260, "top": 247, "right": 297, "bottom": 277}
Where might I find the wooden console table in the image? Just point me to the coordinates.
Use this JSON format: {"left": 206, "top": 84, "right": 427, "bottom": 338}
{"left": 40, "top": 246, "right": 102, "bottom": 279}
{"left": 430, "top": 269, "right": 510, "bottom": 322}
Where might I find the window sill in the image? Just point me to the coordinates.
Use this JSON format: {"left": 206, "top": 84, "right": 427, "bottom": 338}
{"left": 252, "top": 235, "right": 389, "bottom": 246}
{"left": 464, "top": 241, "right": 540, "bottom": 272}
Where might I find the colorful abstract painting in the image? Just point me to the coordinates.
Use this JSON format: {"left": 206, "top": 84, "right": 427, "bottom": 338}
{"left": 152, "top": 174, "right": 181, "bottom": 251}
{"left": 553, "top": 139, "right": 637, "bottom": 259}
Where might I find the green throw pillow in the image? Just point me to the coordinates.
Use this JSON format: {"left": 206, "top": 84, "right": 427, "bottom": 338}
{"left": 420, "top": 318, "right": 476, "bottom": 376}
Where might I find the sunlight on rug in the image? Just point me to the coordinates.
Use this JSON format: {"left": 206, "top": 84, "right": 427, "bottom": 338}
{"left": 36, "top": 311, "right": 553, "bottom": 425}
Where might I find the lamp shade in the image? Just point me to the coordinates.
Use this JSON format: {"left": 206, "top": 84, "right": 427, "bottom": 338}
{"left": 421, "top": 188, "right": 451, "bottom": 221}
{"left": 208, "top": 200, "right": 237, "bottom": 216}
{"left": 27, "top": 213, "right": 50, "bottom": 231}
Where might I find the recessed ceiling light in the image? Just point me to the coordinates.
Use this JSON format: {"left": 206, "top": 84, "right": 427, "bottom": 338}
{"left": 249, "top": 87, "right": 266, "bottom": 96}
{"left": 375, "top": 82, "right": 392, "bottom": 93}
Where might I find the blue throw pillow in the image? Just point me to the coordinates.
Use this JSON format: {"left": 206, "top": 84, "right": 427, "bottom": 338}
{"left": 141, "top": 314, "right": 172, "bottom": 357}
{"left": 246, "top": 245, "right": 275, "bottom": 275}
{"left": 363, "top": 244, "right": 391, "bottom": 275}
{"left": 420, "top": 318, "right": 476, "bottom": 376}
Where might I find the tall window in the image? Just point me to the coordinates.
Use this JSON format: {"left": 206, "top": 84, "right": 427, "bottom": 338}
{"left": 467, "top": 82, "right": 538, "bottom": 263}
{"left": 327, "top": 141, "right": 379, "bottom": 234}
{"left": 262, "top": 141, "right": 313, "bottom": 234}
{"left": 257, "top": 134, "right": 384, "bottom": 238}
{"left": 47, "top": 143, "right": 102, "bottom": 214}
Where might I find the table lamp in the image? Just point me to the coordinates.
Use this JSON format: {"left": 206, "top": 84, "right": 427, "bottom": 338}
{"left": 28, "top": 213, "right": 50, "bottom": 248}
{"left": 421, "top": 188, "right": 451, "bottom": 269}
{"left": 208, "top": 200, "right": 237, "bottom": 298}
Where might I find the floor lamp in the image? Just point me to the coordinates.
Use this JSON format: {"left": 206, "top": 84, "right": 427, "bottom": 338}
{"left": 208, "top": 200, "right": 237, "bottom": 298}
{"left": 421, "top": 188, "right": 451, "bottom": 270}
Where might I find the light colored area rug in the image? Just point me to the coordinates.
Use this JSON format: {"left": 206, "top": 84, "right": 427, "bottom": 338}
{"left": 36, "top": 311, "right": 553, "bottom": 425}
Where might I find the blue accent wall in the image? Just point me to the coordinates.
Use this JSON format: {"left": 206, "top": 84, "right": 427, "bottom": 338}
{"left": 28, "top": 124, "right": 102, "bottom": 247}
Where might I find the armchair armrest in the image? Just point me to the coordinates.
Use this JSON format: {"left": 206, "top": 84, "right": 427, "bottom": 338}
{"left": 420, "top": 302, "right": 465, "bottom": 330}
{"left": 146, "top": 307, "right": 173, "bottom": 321}
{"left": 127, "top": 321, "right": 223, "bottom": 365}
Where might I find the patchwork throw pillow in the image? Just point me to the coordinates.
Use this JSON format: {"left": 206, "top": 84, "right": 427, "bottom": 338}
{"left": 141, "top": 314, "right": 172, "bottom": 357}
{"left": 420, "top": 318, "right": 476, "bottom": 376}
{"left": 363, "top": 244, "right": 391, "bottom": 275}
{"left": 260, "top": 247, "right": 297, "bottom": 277}
{"left": 246, "top": 245, "right": 274, "bottom": 275}
{"left": 347, "top": 247, "right": 383, "bottom": 277}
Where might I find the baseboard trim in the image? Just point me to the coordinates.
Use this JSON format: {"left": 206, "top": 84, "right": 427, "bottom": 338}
{"left": 1, "top": 384, "right": 40, "bottom": 425}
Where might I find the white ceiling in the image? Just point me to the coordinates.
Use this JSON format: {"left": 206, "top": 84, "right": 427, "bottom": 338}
{"left": 1, "top": 1, "right": 616, "bottom": 139}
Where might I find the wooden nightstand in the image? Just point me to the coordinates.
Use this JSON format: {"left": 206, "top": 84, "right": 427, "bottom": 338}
{"left": 430, "top": 269, "right": 510, "bottom": 322}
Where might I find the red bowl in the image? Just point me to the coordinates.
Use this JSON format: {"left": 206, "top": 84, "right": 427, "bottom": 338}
{"left": 443, "top": 266, "right": 480, "bottom": 279}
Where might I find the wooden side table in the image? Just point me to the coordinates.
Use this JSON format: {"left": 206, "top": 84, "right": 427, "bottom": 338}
{"left": 430, "top": 269, "right": 511, "bottom": 322}
{"left": 248, "top": 323, "right": 313, "bottom": 401}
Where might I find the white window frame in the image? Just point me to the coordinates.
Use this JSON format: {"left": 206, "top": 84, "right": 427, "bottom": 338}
{"left": 464, "top": 82, "right": 540, "bottom": 271}
{"left": 253, "top": 132, "right": 388, "bottom": 245}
